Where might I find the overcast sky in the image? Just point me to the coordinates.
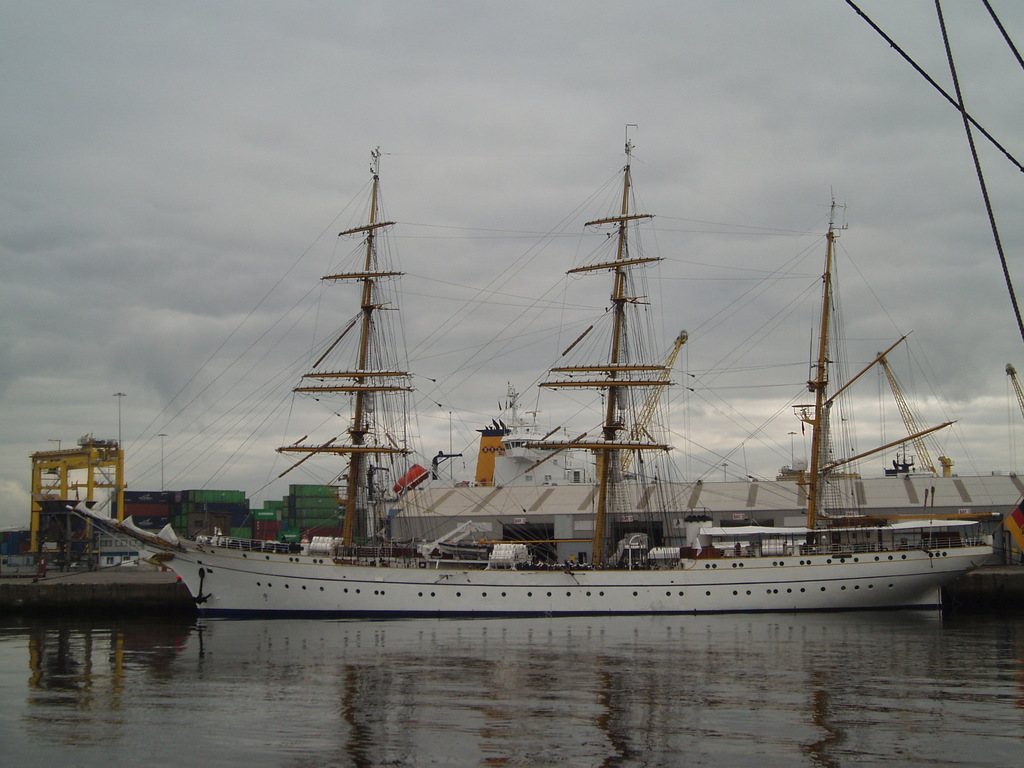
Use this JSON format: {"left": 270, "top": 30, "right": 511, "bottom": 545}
{"left": 3, "top": 1, "right": 1023, "bottom": 528}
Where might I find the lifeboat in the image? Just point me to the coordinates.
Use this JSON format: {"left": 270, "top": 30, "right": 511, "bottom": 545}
{"left": 393, "top": 464, "right": 428, "bottom": 494}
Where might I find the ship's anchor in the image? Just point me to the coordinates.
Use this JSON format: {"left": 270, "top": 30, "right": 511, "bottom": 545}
{"left": 195, "top": 567, "right": 211, "bottom": 604}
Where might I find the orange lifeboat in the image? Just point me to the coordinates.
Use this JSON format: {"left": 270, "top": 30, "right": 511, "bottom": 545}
{"left": 393, "top": 464, "right": 429, "bottom": 494}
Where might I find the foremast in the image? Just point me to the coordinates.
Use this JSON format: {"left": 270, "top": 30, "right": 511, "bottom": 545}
{"left": 538, "top": 136, "right": 670, "bottom": 566}
{"left": 277, "top": 148, "right": 412, "bottom": 546}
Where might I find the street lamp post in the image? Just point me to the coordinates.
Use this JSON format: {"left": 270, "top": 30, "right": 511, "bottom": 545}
{"left": 158, "top": 433, "right": 168, "bottom": 491}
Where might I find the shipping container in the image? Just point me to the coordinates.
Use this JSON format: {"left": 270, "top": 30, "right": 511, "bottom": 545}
{"left": 124, "top": 490, "right": 174, "bottom": 504}
{"left": 125, "top": 502, "right": 173, "bottom": 517}
{"left": 184, "top": 489, "right": 247, "bottom": 504}
{"left": 254, "top": 520, "right": 281, "bottom": 541}
{"left": 289, "top": 484, "right": 338, "bottom": 498}
{"left": 289, "top": 497, "right": 339, "bottom": 512}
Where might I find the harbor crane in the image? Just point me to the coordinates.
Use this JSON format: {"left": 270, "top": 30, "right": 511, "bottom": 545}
{"left": 622, "top": 330, "right": 688, "bottom": 473}
{"left": 1007, "top": 364, "right": 1024, "bottom": 422}
{"left": 878, "top": 353, "right": 953, "bottom": 477}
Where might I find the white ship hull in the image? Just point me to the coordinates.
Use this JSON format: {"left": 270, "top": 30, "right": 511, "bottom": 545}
{"left": 147, "top": 538, "right": 991, "bottom": 617}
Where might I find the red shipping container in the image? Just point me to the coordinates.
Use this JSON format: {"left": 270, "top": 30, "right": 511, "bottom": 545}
{"left": 125, "top": 502, "right": 173, "bottom": 517}
{"left": 254, "top": 520, "right": 282, "bottom": 541}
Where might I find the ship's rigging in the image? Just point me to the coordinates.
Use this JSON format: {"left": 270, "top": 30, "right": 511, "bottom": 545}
{"left": 277, "top": 148, "right": 413, "bottom": 546}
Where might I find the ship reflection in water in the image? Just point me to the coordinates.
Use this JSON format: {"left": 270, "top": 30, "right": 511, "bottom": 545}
{"left": 3, "top": 613, "right": 1023, "bottom": 767}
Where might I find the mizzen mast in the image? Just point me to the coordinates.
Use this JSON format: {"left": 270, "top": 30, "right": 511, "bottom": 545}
{"left": 278, "top": 148, "right": 412, "bottom": 546}
{"left": 538, "top": 135, "right": 670, "bottom": 565}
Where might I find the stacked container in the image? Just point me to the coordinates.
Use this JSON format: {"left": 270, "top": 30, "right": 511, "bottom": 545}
{"left": 287, "top": 484, "right": 342, "bottom": 538}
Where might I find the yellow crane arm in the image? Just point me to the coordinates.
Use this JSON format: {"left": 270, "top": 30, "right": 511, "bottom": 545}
{"left": 879, "top": 354, "right": 938, "bottom": 475}
{"left": 622, "top": 331, "right": 687, "bottom": 473}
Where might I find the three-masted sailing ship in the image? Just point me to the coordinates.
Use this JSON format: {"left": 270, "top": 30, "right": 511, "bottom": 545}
{"left": 100, "top": 144, "right": 994, "bottom": 616}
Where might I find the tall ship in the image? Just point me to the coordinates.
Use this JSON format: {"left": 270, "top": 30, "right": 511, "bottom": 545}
{"left": 104, "top": 143, "right": 998, "bottom": 616}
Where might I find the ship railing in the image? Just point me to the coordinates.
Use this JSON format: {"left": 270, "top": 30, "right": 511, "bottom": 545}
{"left": 195, "top": 534, "right": 292, "bottom": 554}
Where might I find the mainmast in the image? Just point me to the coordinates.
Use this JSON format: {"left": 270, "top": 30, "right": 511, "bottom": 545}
{"left": 801, "top": 202, "right": 839, "bottom": 530}
{"left": 538, "top": 134, "right": 670, "bottom": 566}
{"left": 278, "top": 148, "right": 412, "bottom": 546}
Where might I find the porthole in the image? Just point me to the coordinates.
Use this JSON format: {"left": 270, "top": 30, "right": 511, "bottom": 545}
{"left": 343, "top": 588, "right": 348, "bottom": 593}
{"left": 732, "top": 562, "right": 738, "bottom": 568}
{"left": 482, "top": 592, "right": 487, "bottom": 597}
{"left": 418, "top": 592, "right": 423, "bottom": 597}
{"left": 242, "top": 553, "right": 247, "bottom": 558}
{"left": 888, "top": 583, "right": 895, "bottom": 589}
{"left": 256, "top": 581, "right": 262, "bottom": 586}
{"left": 901, "top": 554, "right": 907, "bottom": 560}
{"left": 666, "top": 591, "right": 672, "bottom": 596}
{"left": 547, "top": 592, "right": 552, "bottom": 597}
{"left": 632, "top": 591, "right": 638, "bottom": 597}
{"left": 732, "top": 590, "right": 738, "bottom": 596}
{"left": 501, "top": 592, "right": 507, "bottom": 597}
{"left": 456, "top": 592, "right": 462, "bottom": 597}
{"left": 826, "top": 559, "right": 832, "bottom": 564}
{"left": 566, "top": 591, "right": 572, "bottom": 597}
{"left": 301, "top": 585, "right": 306, "bottom": 590}
{"left": 840, "top": 586, "right": 846, "bottom": 591}
{"left": 319, "top": 587, "right": 324, "bottom": 592}
{"left": 587, "top": 592, "right": 593, "bottom": 597}
{"left": 678, "top": 591, "right": 684, "bottom": 596}
{"left": 786, "top": 588, "right": 792, "bottom": 593}
{"left": 430, "top": 592, "right": 436, "bottom": 597}
{"left": 800, "top": 588, "right": 805, "bottom": 593}
{"left": 285, "top": 584, "right": 290, "bottom": 589}
{"left": 267, "top": 582, "right": 272, "bottom": 588}
{"left": 705, "top": 590, "right": 711, "bottom": 596}
{"left": 820, "top": 586, "right": 826, "bottom": 592}
{"left": 875, "top": 556, "right": 880, "bottom": 561}
{"left": 355, "top": 589, "right": 360, "bottom": 594}
{"left": 600, "top": 591, "right": 606, "bottom": 597}
{"left": 527, "top": 591, "right": 533, "bottom": 597}
{"left": 746, "top": 590, "right": 751, "bottom": 595}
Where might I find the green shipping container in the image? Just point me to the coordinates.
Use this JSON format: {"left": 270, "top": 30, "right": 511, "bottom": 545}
{"left": 289, "top": 484, "right": 337, "bottom": 498}
{"left": 187, "top": 489, "right": 247, "bottom": 504}
{"left": 291, "top": 497, "right": 339, "bottom": 510}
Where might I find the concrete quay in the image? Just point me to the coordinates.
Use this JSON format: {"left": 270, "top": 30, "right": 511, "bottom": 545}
{"left": 0, "top": 566, "right": 196, "bottom": 617}
{"left": 943, "top": 565, "right": 1024, "bottom": 612}
{"left": 1, "top": 564, "right": 1020, "bottom": 617}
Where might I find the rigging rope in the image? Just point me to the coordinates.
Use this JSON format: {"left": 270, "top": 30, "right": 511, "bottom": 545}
{"left": 934, "top": 0, "right": 1024, "bottom": 346}
{"left": 844, "top": 0, "right": 1024, "bottom": 173}
{"left": 983, "top": 0, "right": 1024, "bottom": 72}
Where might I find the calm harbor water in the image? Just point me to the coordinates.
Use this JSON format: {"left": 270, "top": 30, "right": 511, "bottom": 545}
{"left": 1, "top": 611, "right": 1022, "bottom": 767}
